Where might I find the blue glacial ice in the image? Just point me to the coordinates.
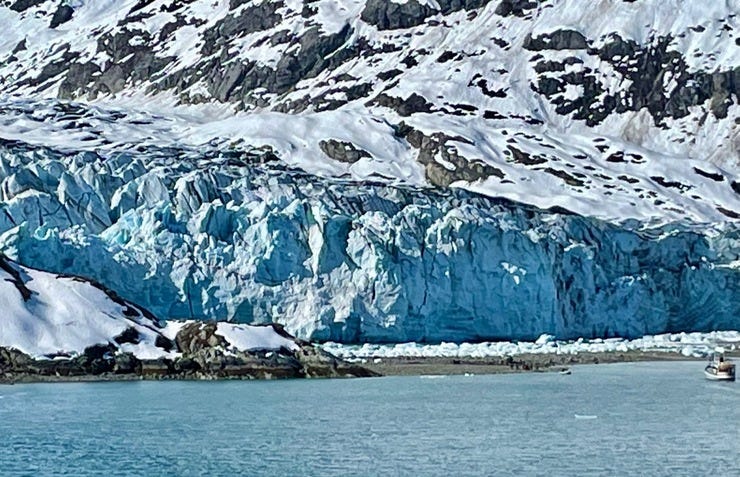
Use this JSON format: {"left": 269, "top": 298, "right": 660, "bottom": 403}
{"left": 0, "top": 143, "right": 738, "bottom": 343}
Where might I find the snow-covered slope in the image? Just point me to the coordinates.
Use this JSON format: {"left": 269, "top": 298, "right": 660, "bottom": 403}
{"left": 0, "top": 0, "right": 737, "bottom": 222}
{"left": 0, "top": 0, "right": 738, "bottom": 344}
{"left": 0, "top": 254, "right": 299, "bottom": 357}
{"left": 0, "top": 253, "right": 170, "bottom": 357}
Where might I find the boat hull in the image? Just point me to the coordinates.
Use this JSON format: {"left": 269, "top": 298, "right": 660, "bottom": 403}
{"left": 704, "top": 367, "right": 736, "bottom": 382}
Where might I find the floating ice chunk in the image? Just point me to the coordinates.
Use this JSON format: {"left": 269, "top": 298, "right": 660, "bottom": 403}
{"left": 535, "top": 334, "right": 555, "bottom": 345}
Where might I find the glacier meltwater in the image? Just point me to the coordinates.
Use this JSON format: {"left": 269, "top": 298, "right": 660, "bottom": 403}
{"left": 0, "top": 141, "right": 738, "bottom": 343}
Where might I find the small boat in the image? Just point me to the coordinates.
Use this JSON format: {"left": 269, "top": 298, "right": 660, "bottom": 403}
{"left": 704, "top": 348, "right": 735, "bottom": 382}
{"left": 559, "top": 368, "right": 572, "bottom": 375}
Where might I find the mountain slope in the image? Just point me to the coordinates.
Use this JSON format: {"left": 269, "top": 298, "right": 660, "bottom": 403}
{"left": 0, "top": 0, "right": 737, "bottom": 222}
{"left": 0, "top": 253, "right": 172, "bottom": 357}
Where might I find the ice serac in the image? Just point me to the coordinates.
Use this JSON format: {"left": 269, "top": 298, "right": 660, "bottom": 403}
{"left": 0, "top": 141, "right": 737, "bottom": 344}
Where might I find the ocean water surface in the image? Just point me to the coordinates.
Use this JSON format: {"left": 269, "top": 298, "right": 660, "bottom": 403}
{"left": 1, "top": 361, "right": 738, "bottom": 476}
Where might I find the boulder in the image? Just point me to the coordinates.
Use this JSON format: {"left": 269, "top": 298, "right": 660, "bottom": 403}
{"left": 50, "top": 4, "right": 74, "bottom": 29}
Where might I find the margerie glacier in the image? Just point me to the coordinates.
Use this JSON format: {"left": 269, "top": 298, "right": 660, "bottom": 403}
{"left": 0, "top": 0, "right": 738, "bottom": 344}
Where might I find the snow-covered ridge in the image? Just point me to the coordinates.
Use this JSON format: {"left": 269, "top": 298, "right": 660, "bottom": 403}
{"left": 322, "top": 330, "right": 740, "bottom": 360}
{"left": 0, "top": 254, "right": 300, "bottom": 358}
{"left": 0, "top": 0, "right": 737, "bottom": 223}
{"left": 0, "top": 252, "right": 169, "bottom": 358}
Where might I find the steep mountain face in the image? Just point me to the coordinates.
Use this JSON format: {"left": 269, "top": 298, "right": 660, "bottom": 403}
{"left": 0, "top": 0, "right": 738, "bottom": 342}
{"left": 1, "top": 0, "right": 738, "bottom": 222}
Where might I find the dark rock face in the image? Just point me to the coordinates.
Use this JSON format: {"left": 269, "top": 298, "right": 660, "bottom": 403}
{"left": 361, "top": 0, "right": 493, "bottom": 30}
{"left": 441, "top": 0, "right": 494, "bottom": 11}
{"left": 113, "top": 353, "right": 140, "bottom": 374}
{"left": 319, "top": 139, "right": 371, "bottom": 164}
{"left": 9, "top": 0, "right": 45, "bottom": 13}
{"left": 201, "top": 1, "right": 284, "bottom": 57}
{"left": 361, "top": 0, "right": 436, "bottom": 30}
{"left": 370, "top": 92, "right": 435, "bottom": 116}
{"left": 495, "top": 0, "right": 539, "bottom": 17}
{"left": 731, "top": 181, "right": 740, "bottom": 195}
{"left": 58, "top": 28, "right": 174, "bottom": 99}
{"left": 81, "top": 344, "right": 117, "bottom": 374}
{"left": 0, "top": 255, "right": 33, "bottom": 301}
{"left": 155, "top": 21, "right": 356, "bottom": 104}
{"left": 49, "top": 4, "right": 74, "bottom": 29}
{"left": 523, "top": 30, "right": 588, "bottom": 51}
{"left": 12, "top": 39, "right": 26, "bottom": 54}
{"left": 113, "top": 327, "right": 141, "bottom": 345}
{"left": 396, "top": 123, "right": 505, "bottom": 187}
{"left": 155, "top": 335, "right": 176, "bottom": 352}
{"left": 528, "top": 33, "right": 739, "bottom": 126}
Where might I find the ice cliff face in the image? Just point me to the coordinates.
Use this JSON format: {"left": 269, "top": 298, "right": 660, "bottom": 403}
{"left": 1, "top": 139, "right": 737, "bottom": 342}
{"left": 0, "top": 0, "right": 738, "bottom": 342}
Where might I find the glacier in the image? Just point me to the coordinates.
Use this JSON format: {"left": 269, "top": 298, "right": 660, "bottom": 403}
{"left": 0, "top": 0, "right": 738, "bottom": 345}
{"left": 1, "top": 138, "right": 737, "bottom": 343}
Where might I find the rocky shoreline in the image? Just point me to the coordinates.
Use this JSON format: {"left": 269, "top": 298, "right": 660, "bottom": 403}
{"left": 359, "top": 350, "right": 736, "bottom": 377}
{"left": 0, "top": 322, "right": 377, "bottom": 384}
{"left": 4, "top": 318, "right": 735, "bottom": 383}
{"left": 6, "top": 346, "right": 733, "bottom": 383}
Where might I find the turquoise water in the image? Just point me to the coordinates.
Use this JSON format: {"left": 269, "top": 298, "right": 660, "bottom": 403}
{"left": 1, "top": 362, "right": 738, "bottom": 476}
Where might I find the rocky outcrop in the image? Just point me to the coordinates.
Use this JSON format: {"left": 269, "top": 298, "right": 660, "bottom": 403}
{"left": 370, "top": 92, "right": 435, "bottom": 116}
{"left": 49, "top": 4, "right": 73, "bottom": 29}
{"left": 523, "top": 30, "right": 588, "bottom": 51}
{"left": 494, "top": 0, "right": 540, "bottom": 17}
{"left": 361, "top": 0, "right": 436, "bottom": 30}
{"left": 319, "top": 139, "right": 371, "bottom": 164}
{"left": 396, "top": 123, "right": 505, "bottom": 186}
{"left": 59, "top": 28, "right": 174, "bottom": 99}
{"left": 8, "top": 0, "right": 45, "bottom": 13}
{"left": 528, "top": 33, "right": 739, "bottom": 125}
{"left": 0, "top": 323, "right": 377, "bottom": 383}
{"left": 361, "top": 0, "right": 493, "bottom": 30}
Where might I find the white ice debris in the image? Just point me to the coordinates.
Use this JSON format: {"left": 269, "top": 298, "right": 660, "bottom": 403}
{"left": 321, "top": 331, "right": 740, "bottom": 360}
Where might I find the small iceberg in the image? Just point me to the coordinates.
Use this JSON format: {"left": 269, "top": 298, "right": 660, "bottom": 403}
{"left": 574, "top": 414, "right": 598, "bottom": 420}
